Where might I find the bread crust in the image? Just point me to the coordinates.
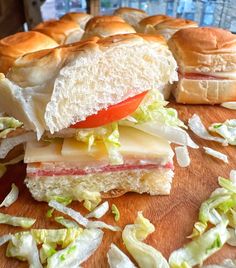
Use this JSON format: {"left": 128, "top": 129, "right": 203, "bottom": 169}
{"left": 156, "top": 18, "right": 197, "bottom": 30}
{"left": 82, "top": 21, "right": 136, "bottom": 39}
{"left": 60, "top": 12, "right": 92, "bottom": 29}
{"left": 173, "top": 78, "right": 236, "bottom": 104}
{"left": 85, "top": 15, "right": 124, "bottom": 31}
{"left": 114, "top": 7, "right": 146, "bottom": 15}
{"left": 33, "top": 19, "right": 82, "bottom": 45}
{"left": 0, "top": 31, "right": 58, "bottom": 74}
{"left": 138, "top": 15, "right": 172, "bottom": 33}
{"left": 168, "top": 27, "right": 236, "bottom": 72}
{"left": 25, "top": 168, "right": 174, "bottom": 201}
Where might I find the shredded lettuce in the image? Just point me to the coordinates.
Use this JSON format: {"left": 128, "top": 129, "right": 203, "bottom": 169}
{"left": 221, "top": 102, "right": 236, "bottom": 110}
{"left": 0, "top": 212, "right": 36, "bottom": 228}
{"left": 0, "top": 183, "right": 19, "bottom": 207}
{"left": 0, "top": 234, "right": 12, "bottom": 246}
{"left": 188, "top": 114, "right": 226, "bottom": 144}
{"left": 227, "top": 227, "right": 236, "bottom": 246}
{"left": 31, "top": 228, "right": 82, "bottom": 248}
{"left": 112, "top": 204, "right": 120, "bottom": 222}
{"left": 175, "top": 146, "right": 190, "bottom": 167}
{"left": 122, "top": 212, "right": 169, "bottom": 268}
{"left": 49, "top": 200, "right": 120, "bottom": 232}
{"left": 203, "top": 147, "right": 229, "bottom": 163}
{"left": 73, "top": 189, "right": 101, "bottom": 211}
{"left": 40, "top": 243, "right": 57, "bottom": 264}
{"left": 47, "top": 195, "right": 72, "bottom": 206}
{"left": 0, "top": 117, "right": 23, "bottom": 138}
{"left": 129, "top": 90, "right": 185, "bottom": 128}
{"left": 6, "top": 232, "right": 42, "bottom": 268}
{"left": 85, "top": 201, "right": 109, "bottom": 219}
{"left": 209, "top": 119, "right": 236, "bottom": 145}
{"left": 55, "top": 216, "right": 79, "bottom": 229}
{"left": 47, "top": 228, "right": 103, "bottom": 268}
{"left": 169, "top": 220, "right": 229, "bottom": 268}
{"left": 75, "top": 123, "right": 123, "bottom": 165}
{"left": 0, "top": 164, "right": 6, "bottom": 178}
{"left": 107, "top": 243, "right": 137, "bottom": 268}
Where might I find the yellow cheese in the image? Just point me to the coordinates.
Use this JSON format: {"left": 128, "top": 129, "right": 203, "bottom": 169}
{"left": 24, "top": 126, "right": 173, "bottom": 163}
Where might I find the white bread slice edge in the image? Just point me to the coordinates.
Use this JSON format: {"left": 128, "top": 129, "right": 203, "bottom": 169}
{"left": 0, "top": 35, "right": 177, "bottom": 137}
{"left": 25, "top": 167, "right": 174, "bottom": 201}
{"left": 173, "top": 78, "right": 236, "bottom": 104}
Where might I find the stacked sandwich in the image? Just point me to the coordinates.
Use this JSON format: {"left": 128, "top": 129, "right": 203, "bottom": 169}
{"left": 0, "top": 33, "right": 194, "bottom": 202}
{"left": 168, "top": 27, "right": 236, "bottom": 104}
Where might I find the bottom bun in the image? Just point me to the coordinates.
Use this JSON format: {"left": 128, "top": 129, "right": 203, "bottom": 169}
{"left": 173, "top": 78, "right": 236, "bottom": 104}
{"left": 25, "top": 167, "right": 174, "bottom": 201}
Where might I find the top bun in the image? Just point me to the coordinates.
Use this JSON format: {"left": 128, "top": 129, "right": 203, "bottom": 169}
{"left": 138, "top": 14, "right": 173, "bottom": 33}
{"left": 60, "top": 12, "right": 93, "bottom": 30}
{"left": 85, "top": 15, "right": 125, "bottom": 31}
{"left": 113, "top": 7, "right": 147, "bottom": 29}
{"left": 168, "top": 27, "right": 236, "bottom": 73}
{"left": 155, "top": 18, "right": 198, "bottom": 40}
{"left": 33, "top": 19, "right": 83, "bottom": 44}
{"left": 82, "top": 21, "right": 136, "bottom": 39}
{"left": 0, "top": 31, "right": 58, "bottom": 74}
{"left": 1, "top": 34, "right": 177, "bottom": 137}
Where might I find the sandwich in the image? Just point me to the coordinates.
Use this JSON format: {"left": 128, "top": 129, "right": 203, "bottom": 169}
{"left": 168, "top": 27, "right": 236, "bottom": 104}
{"left": 0, "top": 34, "right": 190, "bottom": 202}
{"left": 113, "top": 7, "right": 147, "bottom": 29}
{"left": 82, "top": 21, "right": 136, "bottom": 39}
{"left": 33, "top": 19, "right": 84, "bottom": 45}
{"left": 0, "top": 31, "right": 58, "bottom": 74}
{"left": 154, "top": 18, "right": 198, "bottom": 40}
{"left": 60, "top": 12, "right": 93, "bottom": 30}
{"left": 138, "top": 15, "right": 172, "bottom": 33}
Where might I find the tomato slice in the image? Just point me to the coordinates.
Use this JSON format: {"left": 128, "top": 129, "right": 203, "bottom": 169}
{"left": 71, "top": 91, "right": 148, "bottom": 128}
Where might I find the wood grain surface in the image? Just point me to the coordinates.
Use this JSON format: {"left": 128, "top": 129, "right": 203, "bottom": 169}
{"left": 0, "top": 103, "right": 236, "bottom": 268}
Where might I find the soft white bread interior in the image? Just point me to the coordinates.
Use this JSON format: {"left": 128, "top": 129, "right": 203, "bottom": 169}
{"left": 0, "top": 34, "right": 177, "bottom": 138}
{"left": 155, "top": 18, "right": 198, "bottom": 40}
{"left": 168, "top": 27, "right": 236, "bottom": 73}
{"left": 0, "top": 31, "right": 58, "bottom": 74}
{"left": 60, "top": 12, "right": 93, "bottom": 29}
{"left": 25, "top": 168, "right": 174, "bottom": 201}
{"left": 113, "top": 7, "right": 147, "bottom": 29}
{"left": 33, "top": 19, "right": 84, "bottom": 44}
{"left": 82, "top": 21, "right": 136, "bottom": 39}
{"left": 173, "top": 78, "right": 236, "bottom": 104}
{"left": 138, "top": 15, "right": 172, "bottom": 33}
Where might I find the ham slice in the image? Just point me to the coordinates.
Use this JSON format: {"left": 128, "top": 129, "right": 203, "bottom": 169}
{"left": 27, "top": 161, "right": 174, "bottom": 177}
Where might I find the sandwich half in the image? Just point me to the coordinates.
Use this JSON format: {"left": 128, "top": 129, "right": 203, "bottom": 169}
{"left": 168, "top": 27, "right": 236, "bottom": 104}
{"left": 0, "top": 34, "right": 191, "bottom": 201}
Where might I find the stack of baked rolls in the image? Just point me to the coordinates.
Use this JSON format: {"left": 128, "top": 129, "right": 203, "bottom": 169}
{"left": 33, "top": 19, "right": 84, "bottom": 44}
{"left": 155, "top": 18, "right": 198, "bottom": 40}
{"left": 113, "top": 7, "right": 148, "bottom": 29}
{"left": 138, "top": 14, "right": 172, "bottom": 33}
{"left": 82, "top": 15, "right": 136, "bottom": 39}
{"left": 168, "top": 27, "right": 236, "bottom": 104}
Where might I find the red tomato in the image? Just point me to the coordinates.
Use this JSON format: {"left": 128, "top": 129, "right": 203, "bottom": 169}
{"left": 71, "top": 91, "right": 148, "bottom": 128}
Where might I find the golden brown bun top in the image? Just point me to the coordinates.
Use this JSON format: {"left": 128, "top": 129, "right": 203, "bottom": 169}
{"left": 139, "top": 14, "right": 172, "bottom": 27}
{"left": 84, "top": 21, "right": 136, "bottom": 38}
{"left": 169, "top": 27, "right": 236, "bottom": 54}
{"left": 114, "top": 7, "right": 147, "bottom": 15}
{"left": 156, "top": 18, "right": 198, "bottom": 29}
{"left": 60, "top": 12, "right": 91, "bottom": 23}
{"left": 0, "top": 31, "right": 58, "bottom": 58}
{"left": 0, "top": 31, "right": 58, "bottom": 74}
{"left": 33, "top": 19, "right": 81, "bottom": 44}
{"left": 85, "top": 15, "right": 125, "bottom": 31}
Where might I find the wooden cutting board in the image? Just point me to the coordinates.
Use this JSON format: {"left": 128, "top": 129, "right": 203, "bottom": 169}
{"left": 0, "top": 104, "right": 236, "bottom": 268}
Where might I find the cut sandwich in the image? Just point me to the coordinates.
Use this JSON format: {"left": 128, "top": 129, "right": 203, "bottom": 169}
{"left": 168, "top": 27, "right": 236, "bottom": 104}
{"left": 0, "top": 34, "right": 194, "bottom": 201}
